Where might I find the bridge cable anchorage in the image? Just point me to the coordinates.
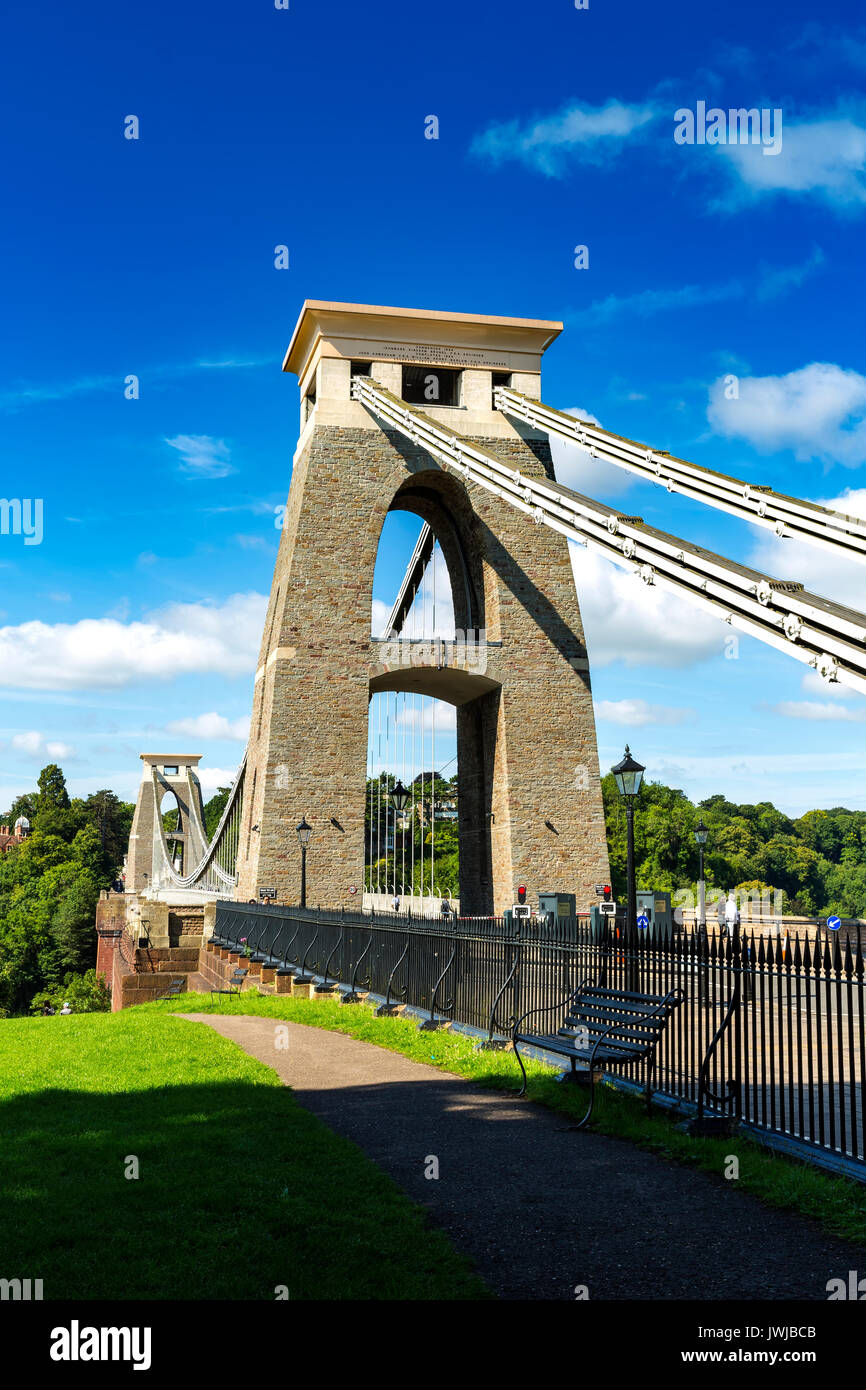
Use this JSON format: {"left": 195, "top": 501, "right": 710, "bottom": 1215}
{"left": 149, "top": 752, "right": 247, "bottom": 895}
{"left": 352, "top": 376, "right": 866, "bottom": 696}
{"left": 493, "top": 385, "right": 866, "bottom": 566}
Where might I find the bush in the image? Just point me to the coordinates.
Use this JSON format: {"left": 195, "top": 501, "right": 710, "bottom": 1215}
{"left": 29, "top": 969, "right": 111, "bottom": 1016}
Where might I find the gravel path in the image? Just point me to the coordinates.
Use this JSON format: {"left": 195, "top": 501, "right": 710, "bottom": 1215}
{"left": 178, "top": 1012, "right": 865, "bottom": 1301}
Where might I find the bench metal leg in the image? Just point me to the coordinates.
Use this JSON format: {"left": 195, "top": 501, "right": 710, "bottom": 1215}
{"left": 514, "top": 1040, "right": 528, "bottom": 1097}
{"left": 566, "top": 1073, "right": 597, "bottom": 1130}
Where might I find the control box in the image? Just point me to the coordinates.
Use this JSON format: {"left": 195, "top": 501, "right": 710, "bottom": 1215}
{"left": 537, "top": 892, "right": 576, "bottom": 921}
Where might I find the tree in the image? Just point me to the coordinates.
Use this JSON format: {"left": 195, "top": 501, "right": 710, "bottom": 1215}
{"left": 82, "top": 790, "right": 134, "bottom": 870}
{"left": 51, "top": 875, "right": 101, "bottom": 973}
{"left": 37, "top": 764, "right": 70, "bottom": 813}
{"left": 29, "top": 968, "right": 110, "bottom": 1015}
{"left": 204, "top": 787, "right": 231, "bottom": 840}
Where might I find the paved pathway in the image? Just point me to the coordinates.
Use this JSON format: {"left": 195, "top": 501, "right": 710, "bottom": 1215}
{"left": 178, "top": 1013, "right": 866, "bottom": 1301}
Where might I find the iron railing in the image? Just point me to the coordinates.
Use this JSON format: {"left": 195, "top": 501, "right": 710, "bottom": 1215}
{"left": 213, "top": 902, "right": 866, "bottom": 1168}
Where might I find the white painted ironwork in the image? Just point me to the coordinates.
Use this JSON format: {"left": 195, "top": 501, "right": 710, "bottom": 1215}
{"left": 495, "top": 386, "right": 866, "bottom": 565}
{"left": 150, "top": 754, "right": 246, "bottom": 895}
{"left": 352, "top": 375, "right": 866, "bottom": 696}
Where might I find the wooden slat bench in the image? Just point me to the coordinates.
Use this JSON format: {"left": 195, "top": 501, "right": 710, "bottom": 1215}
{"left": 513, "top": 981, "right": 685, "bottom": 1128}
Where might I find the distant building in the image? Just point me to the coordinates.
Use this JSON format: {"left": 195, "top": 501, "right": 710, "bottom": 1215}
{"left": 0, "top": 820, "right": 28, "bottom": 854}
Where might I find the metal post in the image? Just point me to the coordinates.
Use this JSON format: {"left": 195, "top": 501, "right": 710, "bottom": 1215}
{"left": 626, "top": 801, "right": 636, "bottom": 935}
{"left": 698, "top": 844, "right": 705, "bottom": 931}
{"left": 300, "top": 845, "right": 307, "bottom": 909}
{"left": 626, "top": 801, "right": 638, "bottom": 992}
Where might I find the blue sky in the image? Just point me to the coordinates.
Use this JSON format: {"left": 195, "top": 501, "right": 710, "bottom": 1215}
{"left": 1, "top": 0, "right": 866, "bottom": 815}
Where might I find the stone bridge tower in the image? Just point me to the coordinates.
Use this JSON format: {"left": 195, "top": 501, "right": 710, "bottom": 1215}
{"left": 126, "top": 754, "right": 208, "bottom": 893}
{"left": 235, "top": 301, "right": 610, "bottom": 914}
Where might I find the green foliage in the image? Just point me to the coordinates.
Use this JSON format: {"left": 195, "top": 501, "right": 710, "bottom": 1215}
{"left": 0, "top": 763, "right": 122, "bottom": 1014}
{"left": 29, "top": 968, "right": 111, "bottom": 1015}
{"left": 365, "top": 767, "right": 866, "bottom": 917}
{"left": 204, "top": 786, "right": 231, "bottom": 839}
{"left": 603, "top": 776, "right": 866, "bottom": 919}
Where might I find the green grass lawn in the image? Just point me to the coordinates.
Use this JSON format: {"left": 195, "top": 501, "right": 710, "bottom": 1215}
{"left": 0, "top": 1010, "right": 489, "bottom": 1300}
{"left": 161, "top": 991, "right": 866, "bottom": 1247}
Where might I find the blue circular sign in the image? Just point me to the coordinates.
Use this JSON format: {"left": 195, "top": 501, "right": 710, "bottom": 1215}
{"left": 827, "top": 915, "right": 841, "bottom": 932}
{"left": 637, "top": 914, "right": 649, "bottom": 929}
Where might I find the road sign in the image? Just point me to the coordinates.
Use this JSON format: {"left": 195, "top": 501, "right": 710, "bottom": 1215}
{"left": 637, "top": 913, "right": 649, "bottom": 929}
{"left": 599, "top": 901, "right": 617, "bottom": 917}
{"left": 512, "top": 904, "right": 531, "bottom": 920}
{"left": 827, "top": 915, "right": 841, "bottom": 932}
{"left": 258, "top": 887, "right": 276, "bottom": 900}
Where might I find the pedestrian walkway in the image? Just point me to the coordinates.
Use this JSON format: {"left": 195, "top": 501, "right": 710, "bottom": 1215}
{"left": 178, "top": 1013, "right": 865, "bottom": 1301}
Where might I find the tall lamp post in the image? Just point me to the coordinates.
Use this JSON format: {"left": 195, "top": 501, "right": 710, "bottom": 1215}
{"left": 390, "top": 780, "right": 410, "bottom": 902}
{"left": 296, "top": 816, "right": 312, "bottom": 908}
{"left": 694, "top": 818, "right": 709, "bottom": 936}
{"left": 611, "top": 745, "right": 645, "bottom": 949}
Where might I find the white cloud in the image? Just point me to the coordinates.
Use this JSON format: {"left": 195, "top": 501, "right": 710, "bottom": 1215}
{"left": 0, "top": 592, "right": 268, "bottom": 690}
{"left": 233, "top": 534, "right": 272, "bottom": 551}
{"left": 11, "top": 731, "right": 75, "bottom": 758}
{"left": 165, "top": 712, "right": 251, "bottom": 741}
{"left": 708, "top": 362, "right": 866, "bottom": 467}
{"left": 395, "top": 701, "right": 457, "bottom": 733}
{"left": 573, "top": 278, "right": 744, "bottom": 328}
{"left": 572, "top": 544, "right": 726, "bottom": 669}
{"left": 195, "top": 766, "right": 242, "bottom": 795}
{"left": 552, "top": 426, "right": 635, "bottom": 500}
{"left": 371, "top": 599, "right": 392, "bottom": 638}
{"left": 571, "top": 250, "right": 821, "bottom": 329}
{"left": 471, "top": 99, "right": 656, "bottom": 176}
{"left": 637, "top": 748, "right": 866, "bottom": 813}
{"left": 773, "top": 700, "right": 866, "bottom": 722}
{"left": 756, "top": 246, "right": 825, "bottom": 300}
{"left": 801, "top": 668, "right": 861, "bottom": 698}
{"left": 716, "top": 114, "right": 866, "bottom": 209}
{"left": 594, "top": 698, "right": 697, "bottom": 727}
{"left": 165, "top": 434, "right": 234, "bottom": 479}
{"left": 0, "top": 357, "right": 270, "bottom": 413}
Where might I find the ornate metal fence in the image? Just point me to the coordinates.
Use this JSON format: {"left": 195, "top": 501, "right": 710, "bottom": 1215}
{"left": 213, "top": 901, "right": 866, "bottom": 1168}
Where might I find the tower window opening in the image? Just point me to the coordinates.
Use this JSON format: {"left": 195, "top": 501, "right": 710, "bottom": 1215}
{"left": 303, "top": 384, "right": 317, "bottom": 425}
{"left": 350, "top": 360, "right": 372, "bottom": 378}
{"left": 402, "top": 365, "right": 460, "bottom": 408}
{"left": 492, "top": 371, "right": 512, "bottom": 408}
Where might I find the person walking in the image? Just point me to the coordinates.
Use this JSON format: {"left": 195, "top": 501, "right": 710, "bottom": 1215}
{"left": 724, "top": 891, "right": 738, "bottom": 938}
{"left": 716, "top": 892, "right": 727, "bottom": 934}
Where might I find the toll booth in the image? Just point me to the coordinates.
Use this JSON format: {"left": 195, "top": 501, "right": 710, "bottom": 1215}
{"left": 589, "top": 901, "right": 618, "bottom": 942}
{"left": 636, "top": 890, "right": 673, "bottom": 942}
{"left": 537, "top": 892, "right": 576, "bottom": 924}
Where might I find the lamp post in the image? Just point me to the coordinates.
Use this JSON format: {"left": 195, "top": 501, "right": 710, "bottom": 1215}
{"left": 611, "top": 746, "right": 645, "bottom": 988}
{"left": 389, "top": 781, "right": 410, "bottom": 904}
{"left": 694, "top": 818, "right": 709, "bottom": 935}
{"left": 296, "top": 816, "right": 312, "bottom": 908}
